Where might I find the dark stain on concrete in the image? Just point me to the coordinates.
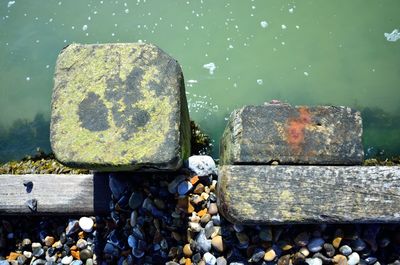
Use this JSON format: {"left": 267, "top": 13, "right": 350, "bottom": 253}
{"left": 78, "top": 92, "right": 110, "bottom": 132}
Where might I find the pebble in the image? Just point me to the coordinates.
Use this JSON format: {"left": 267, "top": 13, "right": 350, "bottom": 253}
{"left": 201, "top": 214, "right": 212, "bottom": 224}
{"left": 299, "top": 247, "right": 310, "bottom": 257}
{"left": 259, "top": 228, "right": 273, "bottom": 241}
{"left": 61, "top": 255, "right": 73, "bottom": 264}
{"left": 332, "top": 236, "right": 343, "bottom": 249}
{"left": 339, "top": 245, "right": 352, "bottom": 256}
{"left": 78, "top": 217, "right": 94, "bottom": 232}
{"left": 203, "top": 252, "right": 217, "bottom": 265}
{"left": 211, "top": 235, "right": 224, "bottom": 252}
{"left": 278, "top": 254, "right": 291, "bottom": 265}
{"left": 71, "top": 261, "right": 83, "bottom": 265}
{"left": 348, "top": 252, "right": 360, "bottom": 265}
{"left": 183, "top": 244, "right": 192, "bottom": 257}
{"left": 128, "top": 191, "right": 144, "bottom": 209}
{"left": 351, "top": 238, "right": 367, "bottom": 252}
{"left": 236, "top": 232, "right": 249, "bottom": 248}
{"left": 324, "top": 243, "right": 335, "bottom": 257}
{"left": 22, "top": 238, "right": 32, "bottom": 247}
{"left": 168, "top": 175, "right": 187, "bottom": 194}
{"left": 250, "top": 248, "right": 265, "bottom": 262}
{"left": 76, "top": 238, "right": 87, "bottom": 249}
{"left": 208, "top": 203, "right": 218, "bottom": 215}
{"left": 193, "top": 183, "right": 205, "bottom": 194}
{"left": 66, "top": 220, "right": 80, "bottom": 236}
{"left": 108, "top": 173, "right": 127, "bottom": 200}
{"left": 264, "top": 248, "right": 276, "bottom": 261}
{"left": 295, "top": 232, "right": 310, "bottom": 246}
{"left": 178, "top": 181, "right": 193, "bottom": 195}
{"left": 216, "top": 256, "right": 227, "bottom": 265}
{"left": 305, "top": 257, "right": 323, "bottom": 265}
{"left": 308, "top": 238, "right": 325, "bottom": 252}
{"left": 188, "top": 156, "right": 216, "bottom": 176}
{"left": 189, "top": 222, "right": 202, "bottom": 232}
{"left": 196, "top": 229, "right": 211, "bottom": 252}
{"left": 130, "top": 210, "right": 137, "bottom": 227}
{"left": 333, "top": 254, "right": 348, "bottom": 265}
{"left": 23, "top": 251, "right": 32, "bottom": 259}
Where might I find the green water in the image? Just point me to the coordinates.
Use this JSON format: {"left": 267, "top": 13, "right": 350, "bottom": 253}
{"left": 1, "top": 0, "right": 399, "bottom": 161}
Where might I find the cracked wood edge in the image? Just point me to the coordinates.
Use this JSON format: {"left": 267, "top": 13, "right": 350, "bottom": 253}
{"left": 0, "top": 173, "right": 110, "bottom": 215}
{"left": 217, "top": 165, "right": 400, "bottom": 224}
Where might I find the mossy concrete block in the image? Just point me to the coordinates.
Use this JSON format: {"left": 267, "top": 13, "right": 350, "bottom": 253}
{"left": 218, "top": 165, "right": 400, "bottom": 224}
{"left": 220, "top": 103, "right": 363, "bottom": 165}
{"left": 51, "top": 43, "right": 190, "bottom": 171}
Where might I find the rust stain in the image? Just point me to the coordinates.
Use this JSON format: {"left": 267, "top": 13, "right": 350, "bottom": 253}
{"left": 286, "top": 107, "right": 311, "bottom": 153}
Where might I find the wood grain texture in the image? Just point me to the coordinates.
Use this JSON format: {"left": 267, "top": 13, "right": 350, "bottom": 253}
{"left": 0, "top": 173, "right": 110, "bottom": 214}
{"left": 217, "top": 165, "right": 400, "bottom": 224}
{"left": 220, "top": 105, "right": 363, "bottom": 165}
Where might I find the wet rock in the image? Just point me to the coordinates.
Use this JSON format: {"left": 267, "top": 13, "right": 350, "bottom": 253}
{"left": 128, "top": 192, "right": 144, "bottom": 210}
{"left": 65, "top": 220, "right": 80, "bottom": 236}
{"left": 278, "top": 254, "right": 291, "bottom": 265}
{"left": 351, "top": 238, "right": 367, "bottom": 252}
{"left": 211, "top": 236, "right": 224, "bottom": 252}
{"left": 178, "top": 181, "right": 193, "bottom": 196}
{"left": 259, "top": 227, "right": 273, "bottom": 242}
{"left": 168, "top": 175, "right": 186, "bottom": 194}
{"left": 324, "top": 243, "right": 335, "bottom": 257}
{"left": 78, "top": 217, "right": 94, "bottom": 232}
{"left": 264, "top": 248, "right": 276, "bottom": 261}
{"left": 249, "top": 248, "right": 265, "bottom": 262}
{"left": 51, "top": 43, "right": 191, "bottom": 171}
{"left": 216, "top": 256, "right": 227, "bottom": 265}
{"left": 44, "top": 236, "right": 55, "bottom": 247}
{"left": 348, "top": 252, "right": 360, "bottom": 265}
{"left": 188, "top": 156, "right": 216, "bottom": 176}
{"left": 295, "top": 232, "right": 310, "bottom": 247}
{"left": 308, "top": 238, "right": 325, "bottom": 252}
{"left": 305, "top": 257, "right": 323, "bottom": 265}
{"left": 339, "top": 245, "right": 352, "bottom": 256}
{"left": 203, "top": 252, "right": 217, "bottom": 265}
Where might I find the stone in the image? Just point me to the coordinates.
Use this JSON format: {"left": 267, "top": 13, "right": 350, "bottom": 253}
{"left": 76, "top": 239, "right": 88, "bottom": 249}
{"left": 66, "top": 220, "right": 80, "bottom": 236}
{"left": 308, "top": 238, "right": 325, "bottom": 252}
{"left": 216, "top": 257, "right": 227, "bottom": 265}
{"left": 23, "top": 251, "right": 32, "bottom": 259}
{"left": 220, "top": 104, "right": 363, "bottom": 165}
{"left": 324, "top": 243, "right": 336, "bottom": 257}
{"left": 130, "top": 210, "right": 138, "bottom": 227}
{"left": 178, "top": 181, "right": 193, "bottom": 196}
{"left": 188, "top": 156, "right": 216, "bottom": 176}
{"left": 339, "top": 245, "right": 352, "bottom": 256}
{"left": 295, "top": 232, "right": 310, "bottom": 247}
{"left": 189, "top": 222, "right": 202, "bottom": 233}
{"left": 129, "top": 192, "right": 144, "bottom": 209}
{"left": 217, "top": 165, "right": 400, "bottom": 224}
{"left": 51, "top": 43, "right": 191, "bottom": 171}
{"left": 183, "top": 244, "right": 192, "bottom": 257}
{"left": 263, "top": 248, "right": 276, "bottom": 261}
{"left": 211, "top": 236, "right": 224, "bottom": 252}
{"left": 71, "top": 261, "right": 83, "bottom": 265}
{"left": 208, "top": 203, "right": 218, "bottom": 215}
{"left": 333, "top": 255, "right": 347, "bottom": 265}
{"left": 201, "top": 214, "right": 212, "bottom": 224}
{"left": 333, "top": 237, "right": 343, "bottom": 249}
{"left": 250, "top": 249, "right": 265, "bottom": 262}
{"left": 193, "top": 183, "right": 205, "bottom": 194}
{"left": 305, "top": 258, "right": 323, "bottom": 265}
{"left": 203, "top": 252, "right": 217, "bottom": 265}
{"left": 299, "top": 247, "right": 310, "bottom": 257}
{"left": 79, "top": 248, "right": 93, "bottom": 260}
{"left": 278, "top": 254, "right": 291, "bottom": 265}
{"left": 351, "top": 238, "right": 367, "bottom": 252}
{"left": 44, "top": 236, "right": 55, "bottom": 247}
{"left": 78, "top": 217, "right": 94, "bottom": 232}
{"left": 22, "top": 238, "right": 31, "bottom": 247}
{"left": 196, "top": 230, "right": 211, "bottom": 252}
{"left": 61, "top": 255, "right": 73, "bottom": 264}
{"left": 348, "top": 253, "right": 360, "bottom": 265}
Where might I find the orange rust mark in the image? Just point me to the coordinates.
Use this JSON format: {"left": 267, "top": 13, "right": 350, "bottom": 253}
{"left": 286, "top": 107, "right": 312, "bottom": 152}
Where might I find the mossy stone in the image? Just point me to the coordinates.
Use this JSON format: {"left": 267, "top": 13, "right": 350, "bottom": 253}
{"left": 51, "top": 43, "right": 190, "bottom": 171}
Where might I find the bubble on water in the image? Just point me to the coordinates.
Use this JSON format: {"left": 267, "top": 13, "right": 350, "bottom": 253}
{"left": 26, "top": 77, "right": 30, "bottom": 81}
{"left": 112, "top": 12, "right": 116, "bottom": 16}
{"left": 46, "top": 65, "right": 50, "bottom": 69}
{"left": 257, "top": 79, "right": 263, "bottom": 85}
{"left": 185, "top": 26, "right": 189, "bottom": 30}
{"left": 7, "top": 1, "right": 15, "bottom": 8}
{"left": 114, "top": 23, "right": 118, "bottom": 27}
{"left": 187, "top": 79, "right": 198, "bottom": 84}
{"left": 111, "top": 32, "right": 115, "bottom": 36}
{"left": 49, "top": 18, "right": 53, "bottom": 22}
{"left": 233, "top": 83, "right": 238, "bottom": 88}
{"left": 251, "top": 5, "right": 256, "bottom": 9}
{"left": 138, "top": 39, "right": 143, "bottom": 43}
{"left": 304, "top": 72, "right": 309, "bottom": 76}
{"left": 125, "top": 8, "right": 129, "bottom": 13}
{"left": 88, "top": 16, "right": 91, "bottom": 21}
{"left": 36, "top": 40, "right": 40, "bottom": 43}
{"left": 295, "top": 25, "right": 300, "bottom": 29}
{"left": 260, "top": 21, "right": 268, "bottom": 28}
{"left": 384, "top": 29, "right": 400, "bottom": 42}
{"left": 82, "top": 24, "right": 88, "bottom": 31}
{"left": 228, "top": 44, "right": 234, "bottom": 49}
{"left": 100, "top": 0, "right": 103, "bottom": 3}
{"left": 58, "top": 1, "right": 62, "bottom": 5}
{"left": 203, "top": 62, "right": 216, "bottom": 75}
{"left": 71, "top": 26, "right": 75, "bottom": 30}
{"left": 289, "top": 8, "right": 294, "bottom": 13}
{"left": 281, "top": 41, "right": 285, "bottom": 45}
{"left": 93, "top": 11, "right": 98, "bottom": 15}
{"left": 281, "top": 24, "right": 287, "bottom": 30}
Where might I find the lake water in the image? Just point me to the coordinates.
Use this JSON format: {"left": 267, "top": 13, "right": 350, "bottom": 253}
{"left": 0, "top": 0, "right": 399, "bottom": 162}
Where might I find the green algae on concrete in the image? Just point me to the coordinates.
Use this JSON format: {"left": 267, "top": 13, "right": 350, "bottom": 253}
{"left": 50, "top": 43, "right": 190, "bottom": 171}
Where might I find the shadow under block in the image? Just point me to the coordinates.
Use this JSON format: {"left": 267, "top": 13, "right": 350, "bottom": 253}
{"left": 220, "top": 104, "right": 363, "bottom": 165}
{"left": 50, "top": 43, "right": 190, "bottom": 171}
{"left": 0, "top": 173, "right": 110, "bottom": 215}
{"left": 217, "top": 165, "right": 400, "bottom": 224}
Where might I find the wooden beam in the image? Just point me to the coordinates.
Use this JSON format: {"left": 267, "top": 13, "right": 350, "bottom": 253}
{"left": 217, "top": 165, "right": 400, "bottom": 224}
{"left": 0, "top": 173, "right": 110, "bottom": 215}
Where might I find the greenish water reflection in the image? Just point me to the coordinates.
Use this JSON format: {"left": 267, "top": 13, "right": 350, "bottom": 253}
{"left": 0, "top": 0, "right": 399, "bottom": 161}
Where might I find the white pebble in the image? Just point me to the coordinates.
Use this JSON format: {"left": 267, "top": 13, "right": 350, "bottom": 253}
{"left": 348, "top": 252, "right": 360, "bottom": 265}
{"left": 203, "top": 252, "right": 217, "bottom": 265}
{"left": 79, "top": 217, "right": 94, "bottom": 232}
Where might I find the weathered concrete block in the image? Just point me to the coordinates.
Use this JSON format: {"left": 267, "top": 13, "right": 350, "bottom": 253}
{"left": 217, "top": 165, "right": 400, "bottom": 224}
{"left": 220, "top": 104, "right": 363, "bottom": 165}
{"left": 51, "top": 43, "right": 190, "bottom": 171}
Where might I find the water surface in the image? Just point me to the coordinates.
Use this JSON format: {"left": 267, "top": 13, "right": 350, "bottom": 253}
{"left": 1, "top": 0, "right": 399, "bottom": 161}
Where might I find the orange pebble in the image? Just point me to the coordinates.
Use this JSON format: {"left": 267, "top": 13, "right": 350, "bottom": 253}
{"left": 190, "top": 175, "right": 199, "bottom": 185}
{"left": 71, "top": 250, "right": 80, "bottom": 260}
{"left": 78, "top": 231, "right": 85, "bottom": 239}
{"left": 197, "top": 208, "right": 207, "bottom": 217}
{"left": 6, "top": 252, "right": 21, "bottom": 260}
{"left": 185, "top": 258, "right": 192, "bottom": 265}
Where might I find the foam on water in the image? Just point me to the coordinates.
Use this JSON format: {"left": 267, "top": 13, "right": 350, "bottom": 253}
{"left": 384, "top": 29, "right": 400, "bottom": 42}
{"left": 7, "top": 1, "right": 15, "bottom": 8}
{"left": 203, "top": 63, "right": 216, "bottom": 75}
{"left": 260, "top": 21, "right": 268, "bottom": 28}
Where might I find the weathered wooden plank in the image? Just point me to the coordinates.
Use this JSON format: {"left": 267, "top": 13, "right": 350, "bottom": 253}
{"left": 0, "top": 173, "right": 110, "bottom": 214}
{"left": 217, "top": 165, "right": 400, "bottom": 224}
{"left": 220, "top": 104, "right": 363, "bottom": 165}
